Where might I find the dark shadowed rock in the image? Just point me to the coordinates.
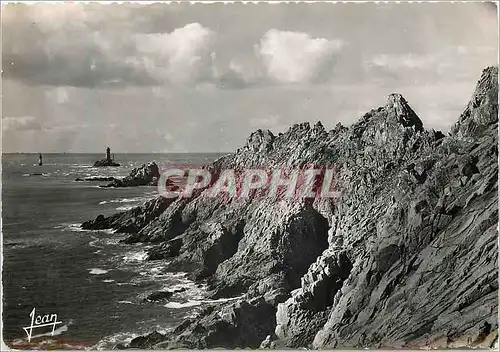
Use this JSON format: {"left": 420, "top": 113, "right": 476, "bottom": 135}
{"left": 144, "top": 288, "right": 188, "bottom": 302}
{"left": 146, "top": 237, "right": 183, "bottom": 260}
{"left": 145, "top": 291, "right": 173, "bottom": 302}
{"left": 81, "top": 196, "right": 174, "bottom": 234}
{"left": 102, "top": 162, "right": 160, "bottom": 187}
{"left": 137, "top": 297, "right": 277, "bottom": 349}
{"left": 75, "top": 176, "right": 117, "bottom": 182}
{"left": 128, "top": 331, "right": 164, "bottom": 349}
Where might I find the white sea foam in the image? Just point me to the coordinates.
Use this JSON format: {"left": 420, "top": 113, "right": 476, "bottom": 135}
{"left": 102, "top": 279, "right": 115, "bottom": 283}
{"left": 11, "top": 323, "right": 70, "bottom": 346}
{"left": 89, "top": 237, "right": 101, "bottom": 248}
{"left": 88, "top": 268, "right": 109, "bottom": 275}
{"left": 70, "top": 164, "right": 92, "bottom": 168}
{"left": 122, "top": 251, "right": 148, "bottom": 263}
{"left": 30, "top": 324, "right": 69, "bottom": 340}
{"left": 164, "top": 295, "right": 245, "bottom": 309}
{"left": 99, "top": 197, "right": 145, "bottom": 205}
{"left": 93, "top": 331, "right": 139, "bottom": 350}
{"left": 118, "top": 300, "right": 134, "bottom": 305}
{"left": 163, "top": 301, "right": 201, "bottom": 309}
{"left": 116, "top": 205, "right": 135, "bottom": 211}
{"left": 103, "top": 236, "right": 122, "bottom": 245}
{"left": 65, "top": 223, "right": 87, "bottom": 232}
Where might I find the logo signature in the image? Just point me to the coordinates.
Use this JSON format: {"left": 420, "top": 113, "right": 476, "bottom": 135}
{"left": 23, "top": 307, "right": 63, "bottom": 342}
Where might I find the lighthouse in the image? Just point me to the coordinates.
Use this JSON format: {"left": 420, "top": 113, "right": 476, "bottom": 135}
{"left": 93, "top": 146, "right": 120, "bottom": 167}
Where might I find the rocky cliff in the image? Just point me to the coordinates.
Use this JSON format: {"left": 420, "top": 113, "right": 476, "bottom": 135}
{"left": 82, "top": 67, "right": 498, "bottom": 349}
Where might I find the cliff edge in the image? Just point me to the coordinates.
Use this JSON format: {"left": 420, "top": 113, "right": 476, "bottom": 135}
{"left": 83, "top": 67, "right": 498, "bottom": 349}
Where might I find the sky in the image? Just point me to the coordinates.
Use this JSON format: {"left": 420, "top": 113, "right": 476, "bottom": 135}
{"left": 1, "top": 1, "right": 498, "bottom": 153}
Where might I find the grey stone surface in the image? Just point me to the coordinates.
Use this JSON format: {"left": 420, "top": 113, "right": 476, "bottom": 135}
{"left": 84, "top": 67, "right": 498, "bottom": 349}
{"left": 102, "top": 162, "right": 160, "bottom": 187}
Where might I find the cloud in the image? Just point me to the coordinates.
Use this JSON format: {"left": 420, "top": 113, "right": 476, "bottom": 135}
{"left": 2, "top": 22, "right": 158, "bottom": 88}
{"left": 211, "top": 60, "right": 259, "bottom": 89}
{"left": 249, "top": 114, "right": 281, "bottom": 128}
{"left": 368, "top": 53, "right": 435, "bottom": 70}
{"left": 2, "top": 4, "right": 215, "bottom": 88}
{"left": 3, "top": 5, "right": 348, "bottom": 89}
{"left": 2, "top": 116, "right": 42, "bottom": 131}
{"left": 130, "top": 23, "right": 215, "bottom": 84}
{"left": 257, "top": 29, "right": 343, "bottom": 84}
{"left": 364, "top": 46, "right": 497, "bottom": 82}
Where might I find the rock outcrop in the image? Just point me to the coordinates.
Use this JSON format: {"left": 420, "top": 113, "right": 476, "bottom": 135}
{"left": 452, "top": 66, "right": 498, "bottom": 139}
{"left": 93, "top": 159, "right": 120, "bottom": 167}
{"left": 81, "top": 196, "right": 174, "bottom": 233}
{"left": 102, "top": 162, "right": 160, "bottom": 187}
{"left": 75, "top": 176, "right": 117, "bottom": 182}
{"left": 82, "top": 67, "right": 498, "bottom": 349}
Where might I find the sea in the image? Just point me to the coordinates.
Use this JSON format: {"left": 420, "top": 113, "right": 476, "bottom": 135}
{"left": 1, "top": 153, "right": 225, "bottom": 349}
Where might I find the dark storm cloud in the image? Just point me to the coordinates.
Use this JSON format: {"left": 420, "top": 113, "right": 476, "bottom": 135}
{"left": 2, "top": 51, "right": 160, "bottom": 88}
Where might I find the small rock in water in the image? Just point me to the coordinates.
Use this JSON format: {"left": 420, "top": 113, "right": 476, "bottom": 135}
{"left": 145, "top": 290, "right": 175, "bottom": 302}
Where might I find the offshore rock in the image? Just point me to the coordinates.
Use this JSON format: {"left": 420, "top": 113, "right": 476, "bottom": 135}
{"left": 75, "top": 176, "right": 117, "bottom": 182}
{"left": 102, "top": 162, "right": 160, "bottom": 187}
{"left": 84, "top": 67, "right": 498, "bottom": 349}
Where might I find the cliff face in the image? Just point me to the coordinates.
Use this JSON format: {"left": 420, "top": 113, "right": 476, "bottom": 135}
{"left": 277, "top": 69, "right": 498, "bottom": 350}
{"left": 83, "top": 67, "right": 498, "bottom": 349}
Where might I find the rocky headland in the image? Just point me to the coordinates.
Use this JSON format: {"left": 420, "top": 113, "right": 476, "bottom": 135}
{"left": 82, "top": 67, "right": 498, "bottom": 349}
{"left": 76, "top": 162, "right": 160, "bottom": 188}
{"left": 101, "top": 162, "right": 161, "bottom": 188}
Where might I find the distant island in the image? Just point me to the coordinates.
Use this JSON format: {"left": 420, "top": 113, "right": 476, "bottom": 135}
{"left": 93, "top": 147, "right": 120, "bottom": 167}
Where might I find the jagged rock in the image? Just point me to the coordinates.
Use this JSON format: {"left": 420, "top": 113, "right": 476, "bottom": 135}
{"left": 84, "top": 67, "right": 498, "bottom": 349}
{"left": 75, "top": 176, "right": 117, "bottom": 182}
{"left": 137, "top": 296, "right": 277, "bottom": 349}
{"left": 244, "top": 129, "right": 275, "bottom": 154}
{"left": 144, "top": 291, "right": 174, "bottom": 302}
{"left": 102, "top": 162, "right": 160, "bottom": 187}
{"left": 143, "top": 287, "right": 186, "bottom": 302}
{"left": 452, "top": 66, "right": 498, "bottom": 138}
{"left": 146, "top": 237, "right": 183, "bottom": 260}
{"left": 81, "top": 196, "right": 174, "bottom": 234}
{"left": 128, "top": 331, "right": 164, "bottom": 349}
{"left": 387, "top": 93, "right": 424, "bottom": 131}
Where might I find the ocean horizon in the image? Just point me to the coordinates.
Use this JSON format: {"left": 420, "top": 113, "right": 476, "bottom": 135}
{"left": 2, "top": 152, "right": 224, "bottom": 349}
